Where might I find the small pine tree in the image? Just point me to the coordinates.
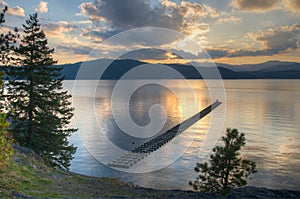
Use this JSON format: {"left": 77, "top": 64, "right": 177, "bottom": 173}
{"left": 189, "top": 128, "right": 257, "bottom": 195}
{"left": 5, "top": 13, "right": 77, "bottom": 169}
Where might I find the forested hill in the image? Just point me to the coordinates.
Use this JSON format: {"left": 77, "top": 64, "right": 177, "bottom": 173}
{"left": 60, "top": 59, "right": 300, "bottom": 79}
{"left": 2, "top": 59, "right": 300, "bottom": 79}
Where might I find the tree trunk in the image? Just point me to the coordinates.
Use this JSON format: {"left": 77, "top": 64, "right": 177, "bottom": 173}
{"left": 27, "top": 77, "right": 33, "bottom": 147}
{"left": 224, "top": 141, "right": 232, "bottom": 190}
{"left": 27, "top": 44, "right": 34, "bottom": 147}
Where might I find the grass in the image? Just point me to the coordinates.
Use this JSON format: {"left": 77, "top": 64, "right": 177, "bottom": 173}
{"left": 1, "top": 154, "right": 193, "bottom": 198}
{"left": 2, "top": 146, "right": 299, "bottom": 199}
{"left": 2, "top": 149, "right": 298, "bottom": 199}
{"left": 0, "top": 148, "right": 140, "bottom": 198}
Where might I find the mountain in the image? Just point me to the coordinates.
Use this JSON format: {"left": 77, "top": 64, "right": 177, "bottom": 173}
{"left": 60, "top": 59, "right": 256, "bottom": 80}
{"left": 219, "top": 60, "right": 300, "bottom": 72}
{"left": 257, "top": 62, "right": 300, "bottom": 72}
{"left": 2, "top": 59, "right": 300, "bottom": 79}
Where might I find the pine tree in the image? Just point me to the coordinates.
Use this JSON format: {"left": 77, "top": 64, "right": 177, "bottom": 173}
{"left": 189, "top": 128, "right": 257, "bottom": 195}
{"left": 5, "top": 13, "right": 77, "bottom": 169}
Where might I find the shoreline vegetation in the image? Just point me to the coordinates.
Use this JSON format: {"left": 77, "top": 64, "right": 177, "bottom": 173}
{"left": 1, "top": 145, "right": 300, "bottom": 199}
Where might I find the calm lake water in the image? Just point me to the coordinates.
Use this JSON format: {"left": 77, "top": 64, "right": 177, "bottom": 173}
{"left": 65, "top": 80, "right": 300, "bottom": 190}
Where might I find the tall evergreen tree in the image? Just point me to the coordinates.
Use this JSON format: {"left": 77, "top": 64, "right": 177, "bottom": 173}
{"left": 5, "top": 13, "right": 77, "bottom": 169}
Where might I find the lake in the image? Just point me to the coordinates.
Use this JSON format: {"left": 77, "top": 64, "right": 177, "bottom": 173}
{"left": 65, "top": 80, "right": 300, "bottom": 190}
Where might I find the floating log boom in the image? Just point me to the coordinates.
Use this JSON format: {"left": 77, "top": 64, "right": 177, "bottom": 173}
{"left": 108, "top": 100, "right": 222, "bottom": 169}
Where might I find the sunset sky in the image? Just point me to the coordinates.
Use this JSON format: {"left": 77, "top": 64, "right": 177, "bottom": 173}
{"left": 1, "top": 0, "right": 300, "bottom": 65}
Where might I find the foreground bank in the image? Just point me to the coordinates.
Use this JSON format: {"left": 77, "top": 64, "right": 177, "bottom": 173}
{"left": 1, "top": 146, "right": 299, "bottom": 199}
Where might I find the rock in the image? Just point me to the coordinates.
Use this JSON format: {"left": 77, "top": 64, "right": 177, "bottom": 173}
{"left": 226, "top": 186, "right": 300, "bottom": 199}
{"left": 12, "top": 144, "right": 46, "bottom": 169}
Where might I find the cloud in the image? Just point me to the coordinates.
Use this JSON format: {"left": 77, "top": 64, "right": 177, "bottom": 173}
{"left": 43, "top": 21, "right": 76, "bottom": 38}
{"left": 120, "top": 48, "right": 169, "bottom": 60}
{"left": 81, "top": 29, "right": 121, "bottom": 42}
{"left": 216, "top": 16, "right": 242, "bottom": 24}
{"left": 7, "top": 6, "right": 25, "bottom": 17}
{"left": 0, "top": 0, "right": 25, "bottom": 17}
{"left": 0, "top": 25, "right": 14, "bottom": 35}
{"left": 79, "top": 1, "right": 106, "bottom": 22}
{"left": 283, "top": 0, "right": 300, "bottom": 14}
{"left": 248, "top": 23, "right": 300, "bottom": 54}
{"left": 231, "top": 0, "right": 280, "bottom": 12}
{"left": 0, "top": 1, "right": 5, "bottom": 8}
{"left": 77, "top": 20, "right": 93, "bottom": 24}
{"left": 82, "top": 27, "right": 184, "bottom": 47}
{"left": 231, "top": 0, "right": 300, "bottom": 14}
{"left": 79, "top": 0, "right": 218, "bottom": 40}
{"left": 57, "top": 44, "right": 93, "bottom": 55}
{"left": 206, "top": 49, "right": 233, "bottom": 59}
{"left": 35, "top": 1, "right": 48, "bottom": 13}
{"left": 204, "top": 23, "right": 300, "bottom": 59}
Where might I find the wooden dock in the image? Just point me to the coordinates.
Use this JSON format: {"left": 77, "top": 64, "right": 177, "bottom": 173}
{"left": 108, "top": 100, "right": 222, "bottom": 169}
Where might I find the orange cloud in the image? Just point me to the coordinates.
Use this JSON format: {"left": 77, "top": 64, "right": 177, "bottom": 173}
{"left": 0, "top": 1, "right": 25, "bottom": 17}
{"left": 35, "top": 1, "right": 48, "bottom": 14}
{"left": 231, "top": 0, "right": 300, "bottom": 15}
{"left": 283, "top": 0, "right": 300, "bottom": 14}
{"left": 43, "top": 21, "right": 76, "bottom": 38}
{"left": 231, "top": 0, "right": 280, "bottom": 12}
{"left": 216, "top": 16, "right": 242, "bottom": 24}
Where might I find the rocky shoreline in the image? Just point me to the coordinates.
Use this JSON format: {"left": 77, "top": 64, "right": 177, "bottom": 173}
{"left": 13, "top": 186, "right": 300, "bottom": 199}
